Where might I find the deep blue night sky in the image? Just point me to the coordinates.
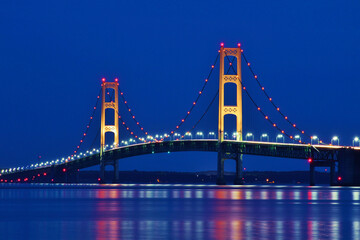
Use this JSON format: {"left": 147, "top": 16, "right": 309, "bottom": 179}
{"left": 1, "top": 1, "right": 359, "bottom": 172}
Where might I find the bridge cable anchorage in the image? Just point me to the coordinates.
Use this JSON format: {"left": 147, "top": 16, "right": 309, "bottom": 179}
{"left": 166, "top": 53, "right": 220, "bottom": 140}
{"left": 73, "top": 88, "right": 102, "bottom": 154}
{"left": 105, "top": 87, "right": 147, "bottom": 143}
{"left": 224, "top": 52, "right": 302, "bottom": 144}
{"left": 240, "top": 49, "right": 326, "bottom": 145}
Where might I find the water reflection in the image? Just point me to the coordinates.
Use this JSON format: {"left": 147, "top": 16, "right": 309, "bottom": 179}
{"left": 0, "top": 184, "right": 359, "bottom": 239}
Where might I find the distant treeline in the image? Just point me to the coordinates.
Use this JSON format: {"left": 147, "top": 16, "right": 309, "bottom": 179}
{"left": 79, "top": 170, "right": 330, "bottom": 184}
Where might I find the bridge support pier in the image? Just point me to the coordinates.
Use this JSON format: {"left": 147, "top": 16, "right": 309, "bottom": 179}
{"left": 216, "top": 146, "right": 244, "bottom": 185}
{"left": 309, "top": 163, "right": 315, "bottom": 186}
{"left": 234, "top": 154, "right": 244, "bottom": 185}
{"left": 99, "top": 159, "right": 119, "bottom": 184}
{"left": 330, "top": 160, "right": 336, "bottom": 185}
{"left": 99, "top": 160, "right": 105, "bottom": 183}
{"left": 216, "top": 151, "right": 226, "bottom": 185}
{"left": 113, "top": 159, "right": 119, "bottom": 183}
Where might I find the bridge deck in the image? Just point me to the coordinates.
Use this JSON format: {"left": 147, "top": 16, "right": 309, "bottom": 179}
{"left": 2, "top": 140, "right": 358, "bottom": 180}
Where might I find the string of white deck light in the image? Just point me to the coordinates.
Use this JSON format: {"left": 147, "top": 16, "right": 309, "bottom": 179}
{"left": 239, "top": 48, "right": 325, "bottom": 144}
{"left": 73, "top": 88, "right": 102, "bottom": 154}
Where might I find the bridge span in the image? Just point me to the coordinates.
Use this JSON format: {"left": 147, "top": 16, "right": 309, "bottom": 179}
{"left": 3, "top": 43, "right": 360, "bottom": 186}
{"left": 2, "top": 140, "right": 359, "bottom": 186}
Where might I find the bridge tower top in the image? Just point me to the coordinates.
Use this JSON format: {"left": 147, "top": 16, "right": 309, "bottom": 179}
{"left": 100, "top": 78, "right": 119, "bottom": 155}
{"left": 218, "top": 43, "right": 243, "bottom": 142}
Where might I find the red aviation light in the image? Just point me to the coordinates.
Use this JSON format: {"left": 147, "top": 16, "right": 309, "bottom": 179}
{"left": 102, "top": 78, "right": 106, "bottom": 82}
{"left": 62, "top": 168, "right": 66, "bottom": 172}
{"left": 115, "top": 78, "right": 118, "bottom": 82}
{"left": 308, "top": 158, "right": 312, "bottom": 163}
{"left": 220, "top": 43, "right": 224, "bottom": 47}
{"left": 338, "top": 176, "right": 342, "bottom": 181}
{"left": 237, "top": 43, "right": 241, "bottom": 47}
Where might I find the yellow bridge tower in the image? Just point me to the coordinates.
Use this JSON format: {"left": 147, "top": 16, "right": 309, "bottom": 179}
{"left": 100, "top": 78, "right": 120, "bottom": 183}
{"left": 217, "top": 43, "right": 244, "bottom": 185}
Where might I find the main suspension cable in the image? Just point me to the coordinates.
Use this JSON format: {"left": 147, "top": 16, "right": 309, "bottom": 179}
{"left": 167, "top": 53, "right": 220, "bottom": 139}
{"left": 240, "top": 49, "right": 323, "bottom": 143}
{"left": 118, "top": 86, "right": 149, "bottom": 137}
{"left": 184, "top": 56, "right": 237, "bottom": 136}
{"left": 73, "top": 88, "right": 102, "bottom": 154}
{"left": 105, "top": 87, "right": 147, "bottom": 143}
{"left": 225, "top": 53, "right": 305, "bottom": 144}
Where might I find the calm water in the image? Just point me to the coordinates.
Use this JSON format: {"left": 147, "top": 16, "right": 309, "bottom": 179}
{"left": 0, "top": 184, "right": 359, "bottom": 239}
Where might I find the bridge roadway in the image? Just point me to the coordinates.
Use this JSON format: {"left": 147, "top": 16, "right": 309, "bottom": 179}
{"left": 2, "top": 139, "right": 356, "bottom": 184}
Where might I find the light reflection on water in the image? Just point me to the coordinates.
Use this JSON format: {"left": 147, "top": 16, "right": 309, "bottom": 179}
{"left": 0, "top": 184, "right": 359, "bottom": 239}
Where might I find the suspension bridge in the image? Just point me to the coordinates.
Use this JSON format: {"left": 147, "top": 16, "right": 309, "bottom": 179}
{"left": 2, "top": 43, "right": 360, "bottom": 186}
